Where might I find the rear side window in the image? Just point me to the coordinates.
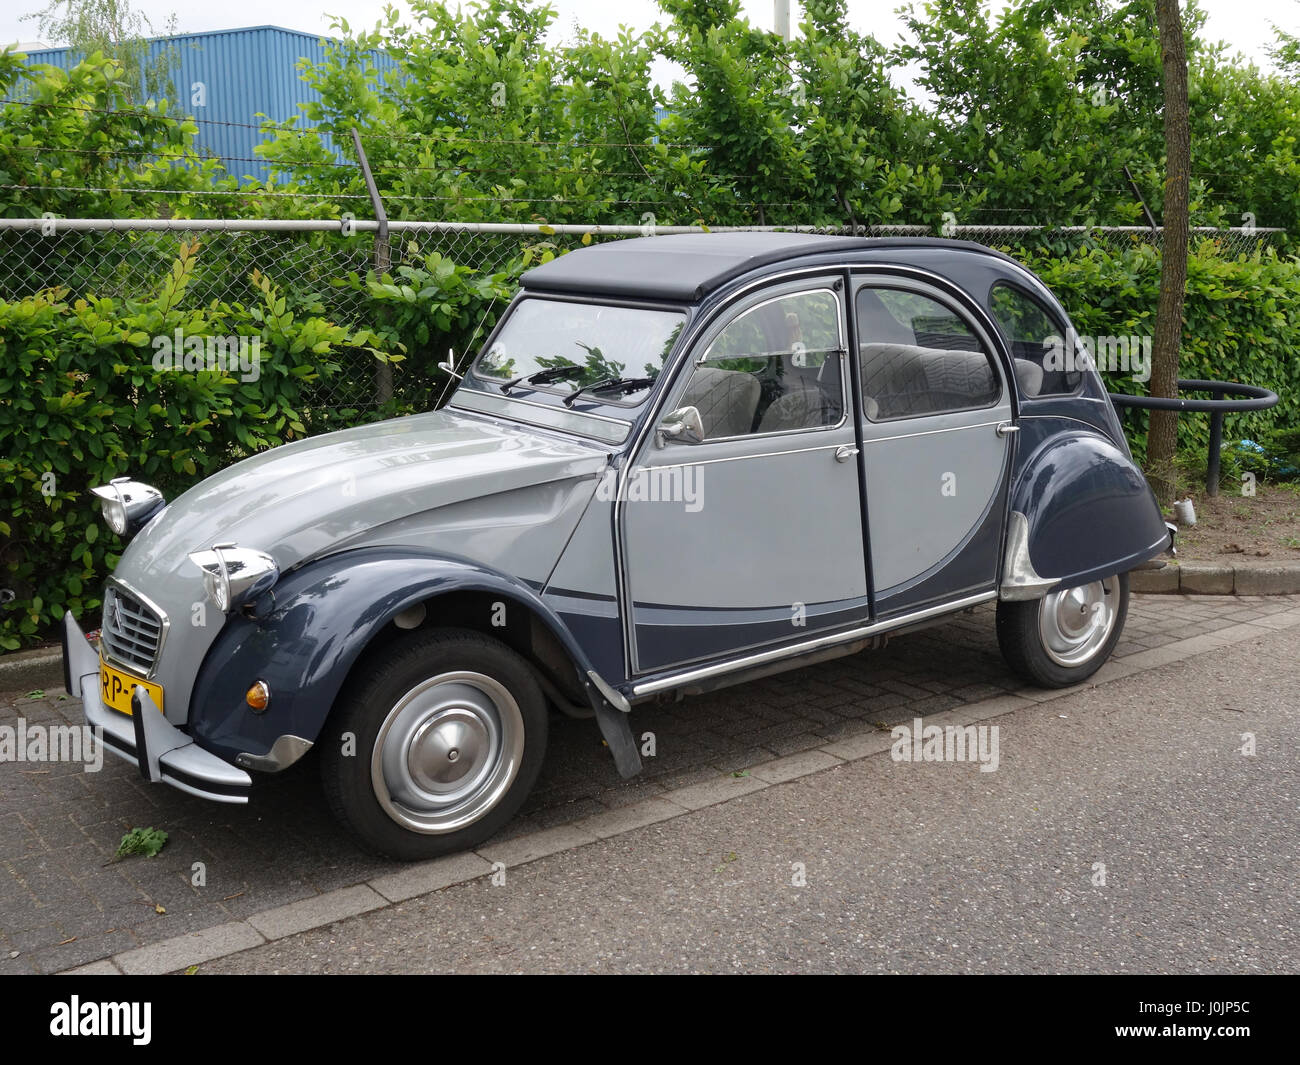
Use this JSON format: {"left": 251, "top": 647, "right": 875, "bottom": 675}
{"left": 856, "top": 287, "right": 999, "bottom": 421}
{"left": 988, "top": 282, "right": 1081, "bottom": 397}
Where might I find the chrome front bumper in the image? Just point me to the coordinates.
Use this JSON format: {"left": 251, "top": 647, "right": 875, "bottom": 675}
{"left": 61, "top": 612, "right": 252, "bottom": 804}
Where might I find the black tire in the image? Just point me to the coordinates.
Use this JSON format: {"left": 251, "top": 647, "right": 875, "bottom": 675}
{"left": 320, "top": 628, "right": 548, "bottom": 861}
{"left": 996, "top": 572, "right": 1129, "bottom": 688}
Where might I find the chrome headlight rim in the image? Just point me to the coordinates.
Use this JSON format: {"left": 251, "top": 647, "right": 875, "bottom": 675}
{"left": 188, "top": 543, "right": 279, "bottom": 615}
{"left": 90, "top": 478, "right": 165, "bottom": 538}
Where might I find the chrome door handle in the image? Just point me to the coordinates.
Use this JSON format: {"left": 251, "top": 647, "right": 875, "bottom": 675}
{"left": 996, "top": 422, "right": 1020, "bottom": 437}
{"left": 834, "top": 444, "right": 860, "bottom": 462}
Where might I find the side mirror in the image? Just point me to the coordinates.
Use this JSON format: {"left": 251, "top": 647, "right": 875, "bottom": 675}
{"left": 656, "top": 405, "right": 705, "bottom": 447}
{"left": 438, "top": 348, "right": 463, "bottom": 381}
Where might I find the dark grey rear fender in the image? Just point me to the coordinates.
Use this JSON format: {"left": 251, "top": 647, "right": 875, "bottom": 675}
{"left": 1009, "top": 424, "right": 1169, "bottom": 588}
{"left": 188, "top": 547, "right": 624, "bottom": 770}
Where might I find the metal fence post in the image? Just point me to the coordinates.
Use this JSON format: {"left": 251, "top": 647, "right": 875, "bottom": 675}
{"left": 351, "top": 127, "right": 393, "bottom": 405}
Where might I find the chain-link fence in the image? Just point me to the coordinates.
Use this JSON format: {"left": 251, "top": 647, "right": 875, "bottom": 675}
{"left": 0, "top": 218, "right": 1284, "bottom": 415}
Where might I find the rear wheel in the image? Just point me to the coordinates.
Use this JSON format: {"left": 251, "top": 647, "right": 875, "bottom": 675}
{"left": 996, "top": 572, "right": 1129, "bottom": 688}
{"left": 321, "top": 628, "right": 547, "bottom": 860}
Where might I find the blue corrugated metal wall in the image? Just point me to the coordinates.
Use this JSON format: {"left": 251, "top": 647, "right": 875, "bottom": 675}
{"left": 19, "top": 25, "right": 398, "bottom": 182}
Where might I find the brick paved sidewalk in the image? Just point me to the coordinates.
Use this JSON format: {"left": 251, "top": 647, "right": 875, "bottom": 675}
{"left": 1, "top": 593, "right": 1293, "bottom": 973}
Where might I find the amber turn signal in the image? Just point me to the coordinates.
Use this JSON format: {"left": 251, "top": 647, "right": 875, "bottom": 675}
{"left": 245, "top": 680, "right": 270, "bottom": 713}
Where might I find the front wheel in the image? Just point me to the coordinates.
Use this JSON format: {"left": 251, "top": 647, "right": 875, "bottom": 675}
{"left": 996, "top": 572, "right": 1129, "bottom": 688}
{"left": 320, "top": 628, "right": 548, "bottom": 860}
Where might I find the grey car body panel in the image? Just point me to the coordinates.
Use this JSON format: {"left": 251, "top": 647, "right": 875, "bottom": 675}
{"left": 850, "top": 271, "right": 1014, "bottom": 613}
{"left": 872, "top": 454, "right": 1013, "bottom": 617}
{"left": 111, "top": 408, "right": 608, "bottom": 723}
{"left": 622, "top": 272, "right": 869, "bottom": 673}
{"left": 77, "top": 234, "right": 1169, "bottom": 795}
{"left": 339, "top": 475, "right": 601, "bottom": 589}
{"left": 542, "top": 492, "right": 623, "bottom": 681}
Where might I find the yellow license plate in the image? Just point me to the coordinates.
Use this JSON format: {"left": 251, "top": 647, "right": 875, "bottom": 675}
{"left": 99, "top": 657, "right": 165, "bottom": 716}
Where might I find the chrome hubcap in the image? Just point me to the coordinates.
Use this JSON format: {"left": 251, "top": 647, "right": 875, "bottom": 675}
{"left": 1039, "top": 579, "right": 1119, "bottom": 667}
{"left": 372, "top": 671, "right": 524, "bottom": 834}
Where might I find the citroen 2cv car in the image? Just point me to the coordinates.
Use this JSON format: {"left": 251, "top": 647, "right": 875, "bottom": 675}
{"left": 62, "top": 233, "right": 1172, "bottom": 859}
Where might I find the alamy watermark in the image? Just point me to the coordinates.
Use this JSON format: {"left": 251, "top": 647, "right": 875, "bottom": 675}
{"left": 50, "top": 997, "right": 151, "bottom": 1045}
{"left": 890, "top": 717, "right": 1000, "bottom": 773}
{"left": 151, "top": 329, "right": 262, "bottom": 383}
{"left": 595, "top": 466, "right": 704, "bottom": 512}
{"left": 0, "top": 720, "right": 104, "bottom": 772}
{"left": 1044, "top": 330, "right": 1151, "bottom": 383}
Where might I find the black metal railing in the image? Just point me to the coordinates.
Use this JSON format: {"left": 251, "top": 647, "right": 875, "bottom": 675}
{"left": 1109, "top": 379, "right": 1279, "bottom": 495}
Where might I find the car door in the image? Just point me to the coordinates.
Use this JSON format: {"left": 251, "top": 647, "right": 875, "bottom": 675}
{"left": 621, "top": 276, "right": 869, "bottom": 675}
{"left": 853, "top": 275, "right": 1014, "bottom": 617}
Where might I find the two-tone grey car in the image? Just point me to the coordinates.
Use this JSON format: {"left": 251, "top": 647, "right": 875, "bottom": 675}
{"left": 63, "top": 233, "right": 1172, "bottom": 859}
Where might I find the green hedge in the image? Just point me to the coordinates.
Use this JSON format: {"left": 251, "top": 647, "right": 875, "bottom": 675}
{"left": 1020, "top": 240, "right": 1300, "bottom": 464}
{"left": 0, "top": 239, "right": 512, "bottom": 649}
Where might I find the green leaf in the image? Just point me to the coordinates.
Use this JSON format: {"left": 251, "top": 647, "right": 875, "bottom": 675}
{"left": 115, "top": 827, "right": 169, "bottom": 859}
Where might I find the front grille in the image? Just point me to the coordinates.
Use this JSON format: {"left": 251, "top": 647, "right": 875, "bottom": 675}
{"left": 101, "top": 585, "right": 163, "bottom": 675}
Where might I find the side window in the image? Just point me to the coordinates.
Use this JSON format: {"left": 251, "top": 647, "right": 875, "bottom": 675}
{"left": 679, "top": 288, "right": 845, "bottom": 439}
{"left": 856, "top": 287, "right": 1000, "bottom": 422}
{"left": 988, "top": 282, "right": 1081, "bottom": 396}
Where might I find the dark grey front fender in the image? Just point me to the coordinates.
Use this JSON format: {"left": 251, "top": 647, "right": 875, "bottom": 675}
{"left": 188, "top": 547, "right": 640, "bottom": 777}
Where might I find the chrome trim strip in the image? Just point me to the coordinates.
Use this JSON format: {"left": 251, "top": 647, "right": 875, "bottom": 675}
{"left": 860, "top": 419, "right": 1004, "bottom": 444}
{"left": 637, "top": 441, "right": 842, "bottom": 471}
{"left": 998, "top": 511, "right": 1057, "bottom": 601}
{"left": 629, "top": 589, "right": 997, "bottom": 697}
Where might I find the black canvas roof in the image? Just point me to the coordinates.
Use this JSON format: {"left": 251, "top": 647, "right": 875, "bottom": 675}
{"left": 518, "top": 232, "right": 1006, "bottom": 302}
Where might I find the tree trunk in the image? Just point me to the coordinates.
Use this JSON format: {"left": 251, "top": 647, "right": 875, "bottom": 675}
{"left": 1148, "top": 0, "right": 1191, "bottom": 506}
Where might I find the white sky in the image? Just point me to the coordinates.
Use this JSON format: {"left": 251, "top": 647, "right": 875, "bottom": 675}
{"left": 6, "top": 0, "right": 1300, "bottom": 84}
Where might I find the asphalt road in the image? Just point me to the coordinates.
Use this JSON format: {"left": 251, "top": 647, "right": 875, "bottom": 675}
{"left": 201, "top": 622, "right": 1299, "bottom": 974}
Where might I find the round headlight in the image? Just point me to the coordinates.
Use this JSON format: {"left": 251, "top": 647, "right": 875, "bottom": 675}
{"left": 203, "top": 567, "right": 231, "bottom": 612}
{"left": 188, "top": 543, "right": 278, "bottom": 615}
{"left": 101, "top": 497, "right": 127, "bottom": 536}
{"left": 90, "top": 478, "right": 165, "bottom": 538}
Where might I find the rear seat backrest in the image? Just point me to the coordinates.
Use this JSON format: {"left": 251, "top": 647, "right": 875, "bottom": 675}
{"left": 859, "top": 342, "right": 998, "bottom": 419}
{"left": 859, "top": 342, "right": 931, "bottom": 418}
{"left": 920, "top": 348, "right": 998, "bottom": 403}
{"left": 1013, "top": 358, "right": 1043, "bottom": 397}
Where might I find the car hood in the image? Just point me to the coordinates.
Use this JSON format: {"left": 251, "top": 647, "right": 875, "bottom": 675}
{"left": 117, "top": 409, "right": 611, "bottom": 585}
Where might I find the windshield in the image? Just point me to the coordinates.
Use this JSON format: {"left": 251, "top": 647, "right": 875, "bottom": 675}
{"left": 473, "top": 298, "right": 686, "bottom": 404}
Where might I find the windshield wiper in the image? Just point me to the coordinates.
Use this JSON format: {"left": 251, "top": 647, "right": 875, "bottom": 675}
{"left": 500, "top": 365, "right": 585, "bottom": 393}
{"left": 562, "top": 376, "right": 657, "bottom": 407}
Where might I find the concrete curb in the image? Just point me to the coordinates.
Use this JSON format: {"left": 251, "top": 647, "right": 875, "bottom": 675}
{"left": 58, "top": 600, "right": 1300, "bottom": 977}
{"left": 1129, "top": 560, "right": 1300, "bottom": 595}
{"left": 0, "top": 646, "right": 62, "bottom": 694}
